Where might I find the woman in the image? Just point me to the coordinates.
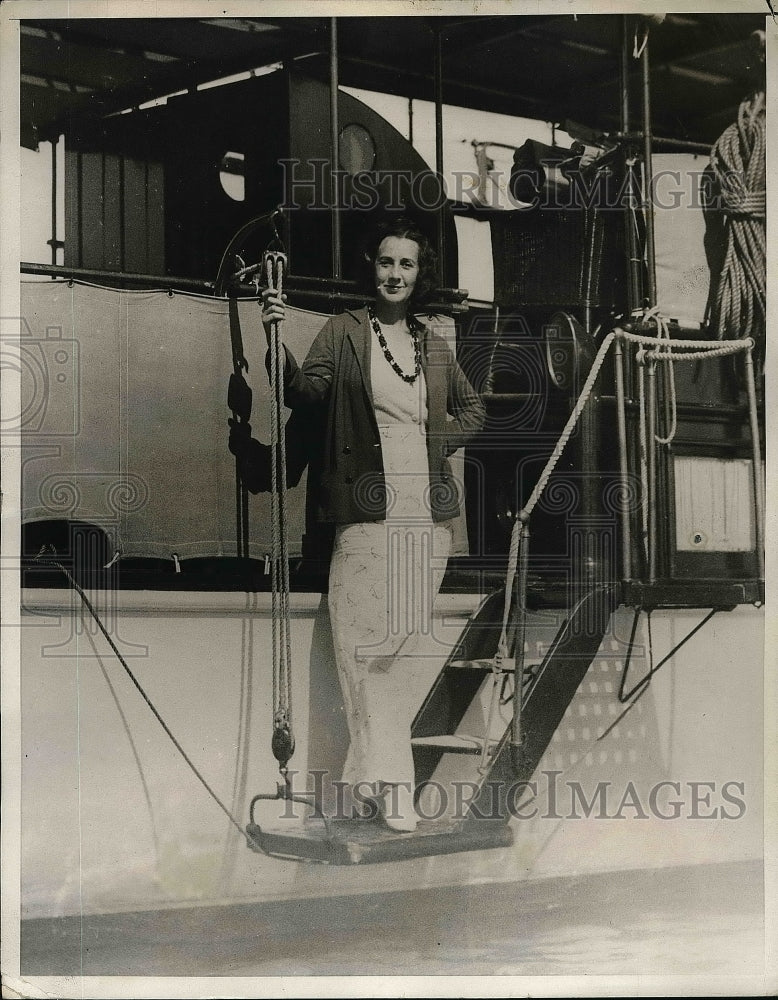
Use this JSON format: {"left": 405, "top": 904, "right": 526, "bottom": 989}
{"left": 262, "top": 218, "right": 485, "bottom": 831}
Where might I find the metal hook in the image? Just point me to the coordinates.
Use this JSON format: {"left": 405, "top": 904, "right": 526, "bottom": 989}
{"left": 266, "top": 208, "right": 286, "bottom": 254}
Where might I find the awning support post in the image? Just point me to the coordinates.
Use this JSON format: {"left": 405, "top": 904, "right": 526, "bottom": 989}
{"left": 330, "top": 17, "right": 341, "bottom": 281}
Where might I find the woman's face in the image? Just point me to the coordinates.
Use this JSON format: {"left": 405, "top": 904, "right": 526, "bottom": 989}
{"left": 373, "top": 236, "right": 420, "bottom": 309}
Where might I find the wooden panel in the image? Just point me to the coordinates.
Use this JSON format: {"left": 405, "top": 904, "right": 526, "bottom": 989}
{"left": 63, "top": 149, "right": 81, "bottom": 267}
{"left": 122, "top": 157, "right": 147, "bottom": 273}
{"left": 247, "top": 817, "right": 513, "bottom": 866}
{"left": 674, "top": 456, "right": 755, "bottom": 552}
{"left": 79, "top": 151, "right": 106, "bottom": 270}
{"left": 145, "top": 160, "right": 165, "bottom": 275}
{"left": 102, "top": 154, "right": 122, "bottom": 271}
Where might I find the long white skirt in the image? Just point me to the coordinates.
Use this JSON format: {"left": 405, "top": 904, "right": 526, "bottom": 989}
{"left": 328, "top": 425, "right": 452, "bottom": 791}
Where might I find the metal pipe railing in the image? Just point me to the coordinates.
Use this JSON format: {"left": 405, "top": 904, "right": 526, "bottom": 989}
{"left": 641, "top": 38, "right": 658, "bottom": 308}
{"left": 646, "top": 360, "right": 658, "bottom": 582}
{"left": 329, "top": 17, "right": 341, "bottom": 281}
{"left": 614, "top": 335, "right": 632, "bottom": 582}
{"left": 509, "top": 516, "right": 530, "bottom": 773}
{"left": 50, "top": 140, "right": 57, "bottom": 266}
{"left": 433, "top": 28, "right": 446, "bottom": 273}
{"left": 20, "top": 261, "right": 215, "bottom": 292}
{"left": 494, "top": 327, "right": 763, "bottom": 772}
{"left": 20, "top": 261, "right": 469, "bottom": 314}
{"left": 744, "top": 347, "right": 765, "bottom": 583}
{"left": 620, "top": 15, "right": 631, "bottom": 134}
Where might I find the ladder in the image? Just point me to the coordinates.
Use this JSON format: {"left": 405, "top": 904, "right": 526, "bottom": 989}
{"left": 247, "top": 583, "right": 616, "bottom": 863}
{"left": 411, "top": 584, "right": 616, "bottom": 825}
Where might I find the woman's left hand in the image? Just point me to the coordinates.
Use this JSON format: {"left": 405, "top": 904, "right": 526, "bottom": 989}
{"left": 261, "top": 287, "right": 288, "bottom": 345}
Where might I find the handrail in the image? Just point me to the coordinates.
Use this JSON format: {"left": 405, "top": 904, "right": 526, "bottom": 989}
{"left": 500, "top": 319, "right": 762, "bottom": 766}
{"left": 20, "top": 260, "right": 468, "bottom": 307}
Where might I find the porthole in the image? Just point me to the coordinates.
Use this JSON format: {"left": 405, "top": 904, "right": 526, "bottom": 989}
{"left": 339, "top": 123, "right": 376, "bottom": 175}
{"left": 219, "top": 151, "right": 245, "bottom": 201}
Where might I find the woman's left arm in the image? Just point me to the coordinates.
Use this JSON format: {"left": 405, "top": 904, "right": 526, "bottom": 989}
{"left": 444, "top": 351, "right": 486, "bottom": 456}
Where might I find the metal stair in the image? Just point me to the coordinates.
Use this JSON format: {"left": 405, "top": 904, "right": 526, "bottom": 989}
{"left": 411, "top": 584, "right": 617, "bottom": 824}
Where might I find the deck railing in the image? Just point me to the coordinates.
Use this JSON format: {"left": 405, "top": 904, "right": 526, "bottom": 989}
{"left": 501, "top": 318, "right": 764, "bottom": 769}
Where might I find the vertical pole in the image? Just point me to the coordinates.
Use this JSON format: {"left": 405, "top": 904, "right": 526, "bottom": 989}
{"left": 434, "top": 28, "right": 446, "bottom": 273}
{"left": 621, "top": 15, "right": 641, "bottom": 314}
{"left": 329, "top": 17, "right": 341, "bottom": 280}
{"left": 51, "top": 138, "right": 58, "bottom": 265}
{"left": 646, "top": 359, "right": 657, "bottom": 583}
{"left": 744, "top": 347, "right": 765, "bottom": 583}
{"left": 408, "top": 97, "right": 414, "bottom": 146}
{"left": 641, "top": 31, "right": 671, "bottom": 580}
{"left": 660, "top": 354, "right": 677, "bottom": 579}
{"left": 510, "top": 518, "right": 530, "bottom": 775}
{"left": 641, "top": 34, "right": 657, "bottom": 308}
{"left": 614, "top": 335, "right": 632, "bottom": 582}
{"left": 581, "top": 209, "right": 596, "bottom": 336}
{"left": 620, "top": 15, "right": 631, "bottom": 134}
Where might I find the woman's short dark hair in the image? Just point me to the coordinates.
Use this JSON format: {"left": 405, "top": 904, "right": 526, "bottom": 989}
{"left": 358, "top": 216, "right": 438, "bottom": 306}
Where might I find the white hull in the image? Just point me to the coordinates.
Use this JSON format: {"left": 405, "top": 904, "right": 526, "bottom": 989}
{"left": 20, "top": 588, "right": 764, "bottom": 921}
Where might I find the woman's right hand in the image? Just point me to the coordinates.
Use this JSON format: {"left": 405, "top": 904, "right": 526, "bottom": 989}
{"left": 261, "top": 288, "right": 287, "bottom": 344}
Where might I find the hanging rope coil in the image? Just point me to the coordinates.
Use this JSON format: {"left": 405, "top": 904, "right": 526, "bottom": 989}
{"left": 708, "top": 92, "right": 766, "bottom": 361}
{"left": 265, "top": 251, "right": 294, "bottom": 773}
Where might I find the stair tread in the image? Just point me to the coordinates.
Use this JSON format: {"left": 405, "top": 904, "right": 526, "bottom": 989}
{"left": 447, "top": 657, "right": 543, "bottom": 671}
{"left": 412, "top": 733, "right": 502, "bottom": 753}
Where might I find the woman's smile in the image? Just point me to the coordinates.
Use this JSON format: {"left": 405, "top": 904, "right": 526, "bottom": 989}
{"left": 374, "top": 236, "right": 420, "bottom": 308}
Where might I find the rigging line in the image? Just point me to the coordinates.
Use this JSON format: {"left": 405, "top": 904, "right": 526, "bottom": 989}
{"left": 41, "top": 550, "right": 249, "bottom": 841}
{"left": 82, "top": 622, "right": 162, "bottom": 864}
{"left": 597, "top": 608, "right": 718, "bottom": 744}
{"left": 221, "top": 614, "right": 252, "bottom": 880}
{"left": 227, "top": 618, "right": 248, "bottom": 818}
{"left": 617, "top": 606, "right": 647, "bottom": 703}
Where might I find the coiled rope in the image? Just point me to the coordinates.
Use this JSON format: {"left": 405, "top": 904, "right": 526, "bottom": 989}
{"left": 265, "top": 252, "right": 294, "bottom": 774}
{"left": 709, "top": 92, "right": 765, "bottom": 360}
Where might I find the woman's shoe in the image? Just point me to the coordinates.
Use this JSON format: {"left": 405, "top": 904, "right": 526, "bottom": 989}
{"left": 376, "top": 783, "right": 418, "bottom": 833}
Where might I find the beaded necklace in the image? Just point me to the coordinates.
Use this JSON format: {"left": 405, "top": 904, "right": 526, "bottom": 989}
{"left": 368, "top": 305, "right": 422, "bottom": 385}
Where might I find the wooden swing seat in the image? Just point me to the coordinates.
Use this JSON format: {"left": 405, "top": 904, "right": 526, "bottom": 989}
{"left": 246, "top": 816, "right": 513, "bottom": 865}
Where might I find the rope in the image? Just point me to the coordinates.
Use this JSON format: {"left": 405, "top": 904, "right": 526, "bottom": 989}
{"left": 626, "top": 314, "right": 752, "bottom": 557}
{"left": 526, "top": 332, "right": 617, "bottom": 519}
{"left": 709, "top": 93, "right": 766, "bottom": 360}
{"left": 640, "top": 341, "right": 751, "bottom": 363}
{"left": 265, "top": 252, "right": 294, "bottom": 769}
{"left": 38, "top": 549, "right": 248, "bottom": 840}
{"left": 618, "top": 328, "right": 753, "bottom": 351}
{"left": 643, "top": 308, "right": 676, "bottom": 445}
{"left": 496, "top": 331, "right": 617, "bottom": 661}
{"left": 495, "top": 321, "right": 752, "bottom": 662}
{"left": 627, "top": 316, "right": 751, "bottom": 465}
